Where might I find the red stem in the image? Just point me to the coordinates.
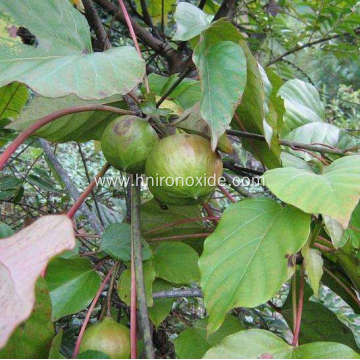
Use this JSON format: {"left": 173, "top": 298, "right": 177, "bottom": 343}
{"left": 313, "top": 242, "right": 335, "bottom": 252}
{"left": 144, "top": 216, "right": 220, "bottom": 235}
{"left": 117, "top": 0, "right": 149, "bottom": 92}
{"left": 67, "top": 163, "right": 110, "bottom": 219}
{"left": 292, "top": 266, "right": 305, "bottom": 346}
{"left": 72, "top": 265, "right": 116, "bottom": 358}
{"left": 130, "top": 232, "right": 137, "bottom": 358}
{"left": 0, "top": 105, "right": 132, "bottom": 170}
{"left": 218, "top": 184, "right": 236, "bottom": 203}
{"left": 148, "top": 232, "right": 211, "bottom": 242}
{"left": 203, "top": 203, "right": 219, "bottom": 225}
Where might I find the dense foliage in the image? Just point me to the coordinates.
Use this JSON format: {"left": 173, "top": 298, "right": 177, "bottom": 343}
{"left": 0, "top": 0, "right": 360, "bottom": 358}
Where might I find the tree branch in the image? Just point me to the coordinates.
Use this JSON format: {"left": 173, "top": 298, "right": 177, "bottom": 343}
{"left": 153, "top": 288, "right": 203, "bottom": 299}
{"left": 226, "top": 129, "right": 355, "bottom": 155}
{"left": 214, "top": 0, "right": 236, "bottom": 20}
{"left": 267, "top": 28, "right": 360, "bottom": 66}
{"left": 131, "top": 176, "right": 154, "bottom": 358}
{"left": 82, "top": 0, "right": 111, "bottom": 50}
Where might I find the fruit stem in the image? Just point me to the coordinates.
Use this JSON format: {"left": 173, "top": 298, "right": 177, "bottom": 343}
{"left": 0, "top": 105, "right": 133, "bottom": 171}
{"left": 67, "top": 163, "right": 110, "bottom": 219}
{"left": 130, "top": 175, "right": 155, "bottom": 358}
{"left": 72, "top": 264, "right": 116, "bottom": 358}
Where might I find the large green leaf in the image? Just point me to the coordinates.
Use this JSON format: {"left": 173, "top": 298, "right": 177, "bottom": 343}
{"left": 193, "top": 21, "right": 247, "bottom": 149}
{"left": 199, "top": 198, "right": 310, "bottom": 333}
{"left": 203, "top": 329, "right": 359, "bottom": 358}
{"left": 173, "top": 315, "right": 244, "bottom": 359}
{"left": 172, "top": 2, "right": 213, "bottom": 41}
{"left": 0, "top": 277, "right": 54, "bottom": 358}
{"left": 263, "top": 155, "right": 360, "bottom": 227}
{"left": 152, "top": 242, "right": 200, "bottom": 285}
{"left": 0, "top": 0, "right": 145, "bottom": 99}
{"left": 7, "top": 94, "right": 125, "bottom": 142}
{"left": 100, "top": 223, "right": 152, "bottom": 262}
{"left": 278, "top": 79, "right": 325, "bottom": 135}
{"left": 45, "top": 256, "right": 101, "bottom": 320}
{"left": 0, "top": 82, "right": 28, "bottom": 120}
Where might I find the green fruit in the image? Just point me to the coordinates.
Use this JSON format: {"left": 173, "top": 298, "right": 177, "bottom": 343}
{"left": 145, "top": 134, "right": 223, "bottom": 205}
{"left": 101, "top": 115, "right": 159, "bottom": 173}
{"left": 79, "top": 317, "right": 130, "bottom": 359}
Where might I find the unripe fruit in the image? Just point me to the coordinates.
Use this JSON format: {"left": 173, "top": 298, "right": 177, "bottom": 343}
{"left": 79, "top": 317, "right": 130, "bottom": 359}
{"left": 101, "top": 115, "right": 159, "bottom": 174}
{"left": 145, "top": 134, "right": 223, "bottom": 205}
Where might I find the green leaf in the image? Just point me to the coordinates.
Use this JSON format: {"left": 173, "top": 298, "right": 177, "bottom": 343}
{"left": 141, "top": 199, "right": 208, "bottom": 252}
{"left": 153, "top": 242, "right": 200, "bottom": 284}
{"left": 173, "top": 2, "right": 213, "bottom": 41}
{"left": 173, "top": 315, "right": 244, "bottom": 358}
{"left": 117, "top": 260, "right": 156, "bottom": 307}
{"left": 148, "top": 279, "right": 174, "bottom": 327}
{"left": 264, "top": 155, "right": 360, "bottom": 227}
{"left": 199, "top": 198, "right": 311, "bottom": 333}
{"left": 0, "top": 82, "right": 28, "bottom": 120}
{"left": 234, "top": 38, "right": 281, "bottom": 168}
{"left": 49, "top": 330, "right": 65, "bottom": 359}
{"left": 45, "top": 256, "right": 101, "bottom": 320}
{"left": 302, "top": 246, "right": 323, "bottom": 297}
{"left": 135, "top": 0, "right": 176, "bottom": 24}
{"left": 193, "top": 36, "right": 247, "bottom": 149}
{"left": 203, "top": 329, "right": 359, "bottom": 358}
{"left": 77, "top": 350, "right": 110, "bottom": 359}
{"left": 7, "top": 95, "right": 125, "bottom": 142}
{"left": 101, "top": 223, "right": 152, "bottom": 261}
{"left": 0, "top": 222, "right": 14, "bottom": 238}
{"left": 0, "top": 1, "right": 145, "bottom": 99}
{"left": 0, "top": 277, "right": 54, "bottom": 358}
{"left": 278, "top": 79, "right": 325, "bottom": 135}
{"left": 344, "top": 202, "right": 360, "bottom": 248}
{"left": 148, "top": 73, "right": 201, "bottom": 110}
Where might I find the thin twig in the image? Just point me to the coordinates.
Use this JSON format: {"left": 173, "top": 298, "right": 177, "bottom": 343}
{"left": 67, "top": 163, "right": 110, "bottom": 219}
{"left": 217, "top": 184, "right": 236, "bottom": 203}
{"left": 72, "top": 264, "right": 116, "bottom": 358}
{"left": 78, "top": 143, "right": 104, "bottom": 227}
{"left": 148, "top": 232, "right": 211, "bottom": 242}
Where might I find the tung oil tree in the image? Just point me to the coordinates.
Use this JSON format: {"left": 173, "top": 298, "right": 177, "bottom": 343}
{"left": 0, "top": 0, "right": 360, "bottom": 358}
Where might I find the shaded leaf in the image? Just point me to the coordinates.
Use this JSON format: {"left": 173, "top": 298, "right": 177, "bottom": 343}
{"left": 49, "top": 329, "right": 65, "bottom": 359}
{"left": 45, "top": 257, "right": 101, "bottom": 320}
{"left": 152, "top": 242, "right": 200, "bottom": 284}
{"left": 0, "top": 277, "right": 54, "bottom": 358}
{"left": 8, "top": 95, "right": 125, "bottom": 142}
{"left": 148, "top": 279, "right": 174, "bottom": 327}
{"left": 302, "top": 246, "right": 323, "bottom": 297}
{"left": 173, "top": 315, "right": 244, "bottom": 358}
{"left": 199, "top": 198, "right": 310, "bottom": 333}
{"left": 117, "top": 261, "right": 156, "bottom": 307}
{"left": 0, "top": 82, "right": 28, "bottom": 120}
{"left": 101, "top": 223, "right": 152, "bottom": 261}
{"left": 0, "top": 215, "right": 75, "bottom": 347}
